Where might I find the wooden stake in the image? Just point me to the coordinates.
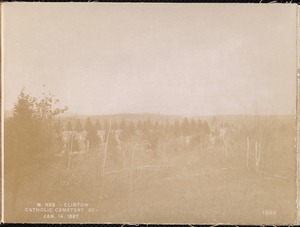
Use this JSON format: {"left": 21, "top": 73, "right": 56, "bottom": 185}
{"left": 102, "top": 118, "right": 112, "bottom": 174}
{"left": 67, "top": 132, "right": 74, "bottom": 174}
{"left": 246, "top": 136, "right": 250, "bottom": 170}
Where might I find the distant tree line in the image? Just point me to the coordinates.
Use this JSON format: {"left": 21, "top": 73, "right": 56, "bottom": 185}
{"left": 61, "top": 117, "right": 210, "bottom": 136}
{"left": 59, "top": 117, "right": 211, "bottom": 150}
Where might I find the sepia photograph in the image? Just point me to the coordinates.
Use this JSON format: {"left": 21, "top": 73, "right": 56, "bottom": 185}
{"left": 1, "top": 3, "right": 298, "bottom": 224}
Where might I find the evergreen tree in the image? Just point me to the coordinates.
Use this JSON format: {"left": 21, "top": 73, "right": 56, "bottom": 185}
{"left": 146, "top": 118, "right": 153, "bottom": 131}
{"left": 85, "top": 118, "right": 99, "bottom": 148}
{"left": 190, "top": 118, "right": 196, "bottom": 134}
{"left": 181, "top": 117, "right": 190, "bottom": 136}
{"left": 164, "top": 120, "right": 170, "bottom": 131}
{"left": 141, "top": 120, "right": 149, "bottom": 134}
{"left": 5, "top": 88, "right": 67, "bottom": 209}
{"left": 103, "top": 120, "right": 109, "bottom": 132}
{"left": 203, "top": 121, "right": 210, "bottom": 134}
{"left": 136, "top": 120, "right": 143, "bottom": 131}
{"left": 173, "top": 120, "right": 180, "bottom": 137}
{"left": 108, "top": 133, "right": 119, "bottom": 163}
{"left": 72, "top": 137, "right": 80, "bottom": 152}
{"left": 95, "top": 119, "right": 102, "bottom": 131}
{"left": 53, "top": 120, "right": 64, "bottom": 149}
{"left": 212, "top": 115, "right": 217, "bottom": 123}
{"left": 119, "top": 119, "right": 130, "bottom": 141}
{"left": 197, "top": 119, "right": 203, "bottom": 132}
{"left": 66, "top": 121, "right": 73, "bottom": 131}
{"left": 9, "top": 90, "right": 39, "bottom": 161}
{"left": 75, "top": 119, "right": 83, "bottom": 132}
{"left": 127, "top": 121, "right": 136, "bottom": 136}
{"left": 119, "top": 119, "right": 127, "bottom": 131}
{"left": 54, "top": 119, "right": 63, "bottom": 133}
{"left": 111, "top": 121, "right": 119, "bottom": 130}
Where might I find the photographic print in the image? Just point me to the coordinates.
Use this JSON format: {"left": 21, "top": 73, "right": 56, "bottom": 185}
{"left": 1, "top": 3, "right": 298, "bottom": 224}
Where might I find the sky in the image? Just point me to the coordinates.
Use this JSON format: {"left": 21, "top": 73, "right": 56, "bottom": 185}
{"left": 3, "top": 3, "right": 297, "bottom": 116}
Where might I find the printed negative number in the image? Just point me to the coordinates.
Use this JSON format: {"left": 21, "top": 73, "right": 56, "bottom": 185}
{"left": 263, "top": 210, "right": 277, "bottom": 215}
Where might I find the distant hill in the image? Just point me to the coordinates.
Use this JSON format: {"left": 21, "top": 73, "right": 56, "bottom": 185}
{"left": 56, "top": 113, "right": 294, "bottom": 126}
{"left": 58, "top": 113, "right": 186, "bottom": 125}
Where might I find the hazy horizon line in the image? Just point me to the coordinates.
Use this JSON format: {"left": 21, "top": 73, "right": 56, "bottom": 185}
{"left": 4, "top": 109, "right": 296, "bottom": 118}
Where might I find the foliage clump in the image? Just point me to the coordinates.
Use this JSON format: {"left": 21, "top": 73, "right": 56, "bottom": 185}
{"left": 5, "top": 88, "right": 68, "bottom": 173}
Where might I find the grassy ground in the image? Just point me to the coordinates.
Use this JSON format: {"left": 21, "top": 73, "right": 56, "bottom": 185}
{"left": 4, "top": 118, "right": 297, "bottom": 224}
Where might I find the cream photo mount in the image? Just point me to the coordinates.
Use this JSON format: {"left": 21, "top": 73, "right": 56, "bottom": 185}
{"left": 1, "top": 2, "right": 299, "bottom": 225}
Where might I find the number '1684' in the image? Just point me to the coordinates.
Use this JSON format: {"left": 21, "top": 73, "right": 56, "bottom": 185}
{"left": 263, "top": 210, "right": 276, "bottom": 215}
